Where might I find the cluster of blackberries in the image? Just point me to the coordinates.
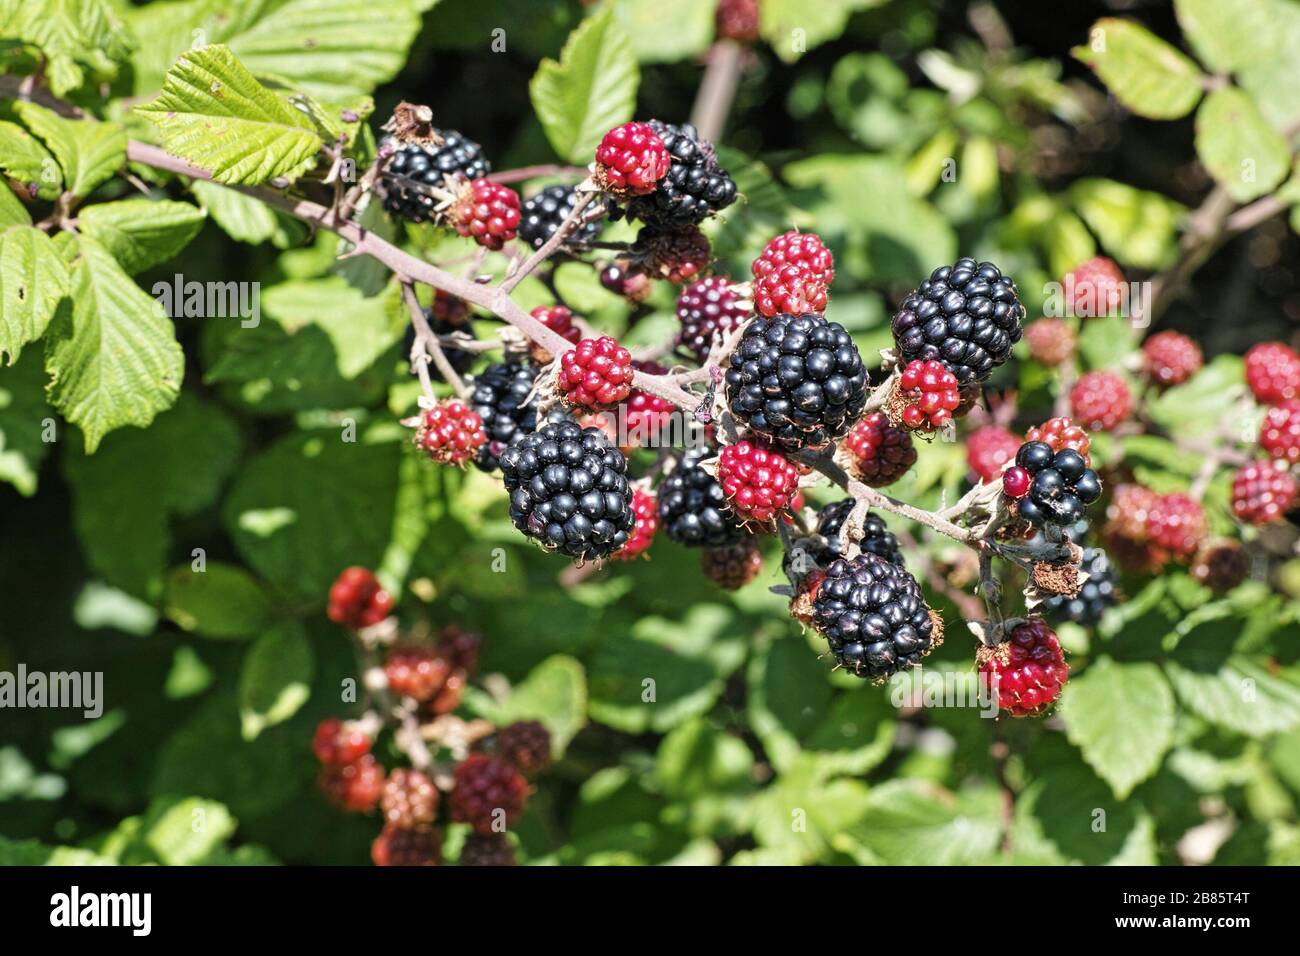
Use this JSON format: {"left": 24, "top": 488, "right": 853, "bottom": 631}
{"left": 891, "top": 257, "right": 1025, "bottom": 386}
{"left": 1004, "top": 441, "right": 1102, "bottom": 529}
{"left": 468, "top": 361, "right": 539, "bottom": 472}
{"left": 621, "top": 121, "right": 737, "bottom": 227}
{"left": 1046, "top": 547, "right": 1116, "bottom": 625}
{"left": 381, "top": 131, "right": 491, "bottom": 222}
{"left": 518, "top": 184, "right": 602, "bottom": 250}
{"left": 657, "top": 449, "right": 746, "bottom": 547}
{"left": 499, "top": 417, "right": 635, "bottom": 561}
{"left": 724, "top": 312, "right": 867, "bottom": 451}
{"left": 810, "top": 553, "right": 936, "bottom": 680}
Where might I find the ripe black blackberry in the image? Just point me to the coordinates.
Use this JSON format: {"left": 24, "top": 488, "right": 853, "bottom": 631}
{"left": 817, "top": 499, "right": 904, "bottom": 566}
{"left": 499, "top": 418, "right": 635, "bottom": 560}
{"left": 459, "top": 832, "right": 516, "bottom": 867}
{"left": 891, "top": 257, "right": 1025, "bottom": 386}
{"left": 621, "top": 121, "right": 737, "bottom": 226}
{"left": 518, "top": 184, "right": 602, "bottom": 250}
{"left": 811, "top": 553, "right": 937, "bottom": 680}
{"left": 468, "top": 361, "right": 539, "bottom": 472}
{"left": 657, "top": 449, "right": 746, "bottom": 548}
{"left": 381, "top": 131, "right": 491, "bottom": 222}
{"left": 724, "top": 312, "right": 867, "bottom": 452}
{"left": 1046, "top": 547, "right": 1116, "bottom": 625}
{"left": 1009, "top": 441, "right": 1102, "bottom": 530}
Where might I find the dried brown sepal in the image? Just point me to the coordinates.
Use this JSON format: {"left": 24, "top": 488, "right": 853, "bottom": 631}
{"left": 383, "top": 102, "right": 443, "bottom": 147}
{"left": 1032, "top": 558, "right": 1080, "bottom": 597}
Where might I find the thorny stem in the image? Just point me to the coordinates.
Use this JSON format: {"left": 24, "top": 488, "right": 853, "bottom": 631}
{"left": 400, "top": 278, "right": 468, "bottom": 400}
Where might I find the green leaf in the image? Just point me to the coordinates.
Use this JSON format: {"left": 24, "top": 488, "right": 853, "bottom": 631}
{"left": 125, "top": 0, "right": 431, "bottom": 101}
{"left": 655, "top": 717, "right": 754, "bottom": 801}
{"left": 12, "top": 102, "right": 125, "bottom": 198}
{"left": 1072, "top": 18, "right": 1204, "bottom": 120}
{"left": 464, "top": 655, "right": 588, "bottom": 757}
{"left": 77, "top": 199, "right": 205, "bottom": 274}
{"left": 0, "top": 226, "right": 70, "bottom": 364}
{"left": 44, "top": 236, "right": 183, "bottom": 452}
{"left": 1174, "top": 0, "right": 1284, "bottom": 74}
{"left": 1145, "top": 353, "right": 1246, "bottom": 437}
{"left": 135, "top": 44, "right": 325, "bottom": 185}
{"left": 1012, "top": 761, "right": 1158, "bottom": 865}
{"left": 143, "top": 796, "right": 237, "bottom": 865}
{"left": 224, "top": 428, "right": 403, "bottom": 598}
{"left": 833, "top": 780, "right": 1004, "bottom": 865}
{"left": 612, "top": 0, "right": 714, "bottom": 63}
{"left": 1236, "top": 0, "right": 1300, "bottom": 131}
{"left": 760, "top": 0, "right": 883, "bottom": 63}
{"left": 0, "top": 0, "right": 133, "bottom": 96}
{"left": 1195, "top": 87, "right": 1291, "bottom": 203}
{"left": 1059, "top": 658, "right": 1177, "bottom": 799}
{"left": 239, "top": 621, "right": 314, "bottom": 740}
{"left": 1075, "top": 315, "right": 1137, "bottom": 372}
{"left": 0, "top": 182, "right": 31, "bottom": 228}
{"left": 746, "top": 757, "right": 871, "bottom": 860}
{"left": 0, "top": 347, "right": 54, "bottom": 496}
{"left": 259, "top": 278, "right": 403, "bottom": 379}
{"left": 190, "top": 179, "right": 302, "bottom": 246}
{"left": 0, "top": 120, "right": 62, "bottom": 200}
{"left": 63, "top": 393, "right": 240, "bottom": 598}
{"left": 163, "top": 562, "right": 274, "bottom": 639}
{"left": 1070, "top": 178, "right": 1186, "bottom": 270}
{"left": 529, "top": 6, "right": 639, "bottom": 165}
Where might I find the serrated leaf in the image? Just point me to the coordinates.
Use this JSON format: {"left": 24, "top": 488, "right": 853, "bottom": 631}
{"left": 833, "top": 780, "right": 1004, "bottom": 865}
{"left": 613, "top": 0, "right": 714, "bottom": 63}
{"left": 163, "top": 562, "right": 273, "bottom": 639}
{"left": 0, "top": 0, "right": 134, "bottom": 96}
{"left": 77, "top": 199, "right": 205, "bottom": 274}
{"left": 1012, "top": 762, "right": 1158, "bottom": 864}
{"left": 135, "top": 44, "right": 325, "bottom": 185}
{"left": 1174, "top": 0, "right": 1283, "bottom": 74}
{"left": 1073, "top": 18, "right": 1204, "bottom": 120}
{"left": 1195, "top": 87, "right": 1291, "bottom": 203}
{"left": 529, "top": 6, "right": 639, "bottom": 165}
{"left": 44, "top": 236, "right": 183, "bottom": 452}
{"left": 63, "top": 392, "right": 240, "bottom": 598}
{"left": 0, "top": 227, "right": 70, "bottom": 364}
{"left": 239, "top": 621, "right": 314, "bottom": 740}
{"left": 0, "top": 347, "right": 54, "bottom": 496}
{"left": 12, "top": 102, "right": 125, "bottom": 198}
{"left": 1070, "top": 177, "right": 1186, "bottom": 270}
{"left": 466, "top": 655, "right": 588, "bottom": 756}
{"left": 0, "top": 120, "right": 62, "bottom": 200}
{"left": 1059, "top": 658, "right": 1176, "bottom": 799}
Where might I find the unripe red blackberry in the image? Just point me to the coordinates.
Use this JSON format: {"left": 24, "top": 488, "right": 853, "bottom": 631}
{"left": 371, "top": 824, "right": 441, "bottom": 866}
{"left": 702, "top": 538, "right": 764, "bottom": 590}
{"left": 810, "top": 553, "right": 938, "bottom": 680}
{"left": 843, "top": 412, "right": 917, "bottom": 486}
{"left": 622, "top": 360, "right": 676, "bottom": 447}
{"left": 313, "top": 718, "right": 371, "bottom": 766}
{"left": 895, "top": 359, "right": 961, "bottom": 432}
{"left": 385, "top": 645, "right": 452, "bottom": 702}
{"left": 1024, "top": 416, "right": 1092, "bottom": 466}
{"left": 459, "top": 832, "right": 516, "bottom": 866}
{"left": 891, "top": 257, "right": 1025, "bottom": 386}
{"left": 611, "top": 488, "right": 658, "bottom": 561}
{"left": 1260, "top": 399, "right": 1300, "bottom": 464}
{"left": 449, "top": 754, "right": 529, "bottom": 835}
{"left": 1245, "top": 341, "right": 1300, "bottom": 405}
{"left": 1024, "top": 317, "right": 1076, "bottom": 367}
{"left": 529, "top": 305, "right": 583, "bottom": 364}
{"left": 676, "top": 275, "right": 749, "bottom": 362}
{"left": 1147, "top": 492, "right": 1206, "bottom": 558}
{"left": 319, "top": 754, "right": 385, "bottom": 812}
{"left": 1105, "top": 483, "right": 1159, "bottom": 542}
{"left": 420, "top": 668, "right": 466, "bottom": 719}
{"left": 966, "top": 424, "right": 1020, "bottom": 483}
{"left": 558, "top": 336, "right": 635, "bottom": 410}
{"left": 496, "top": 720, "right": 553, "bottom": 775}
{"left": 1064, "top": 256, "right": 1126, "bottom": 317}
{"left": 1231, "top": 459, "right": 1298, "bottom": 525}
{"left": 717, "top": 440, "right": 802, "bottom": 525}
{"left": 437, "top": 625, "right": 481, "bottom": 674}
{"left": 638, "top": 224, "right": 711, "bottom": 283}
{"left": 414, "top": 400, "right": 488, "bottom": 466}
{"left": 1142, "top": 331, "right": 1202, "bottom": 386}
{"left": 1069, "top": 370, "right": 1131, "bottom": 431}
{"left": 450, "top": 178, "right": 521, "bottom": 250}
{"left": 977, "top": 618, "right": 1069, "bottom": 717}
{"left": 715, "top": 0, "right": 760, "bottom": 42}
{"left": 380, "top": 768, "right": 439, "bottom": 828}
{"left": 594, "top": 122, "right": 671, "bottom": 198}
{"left": 752, "top": 263, "right": 828, "bottom": 317}
{"left": 1192, "top": 539, "right": 1250, "bottom": 592}
{"left": 752, "top": 230, "right": 834, "bottom": 285}
{"left": 327, "top": 566, "right": 394, "bottom": 629}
